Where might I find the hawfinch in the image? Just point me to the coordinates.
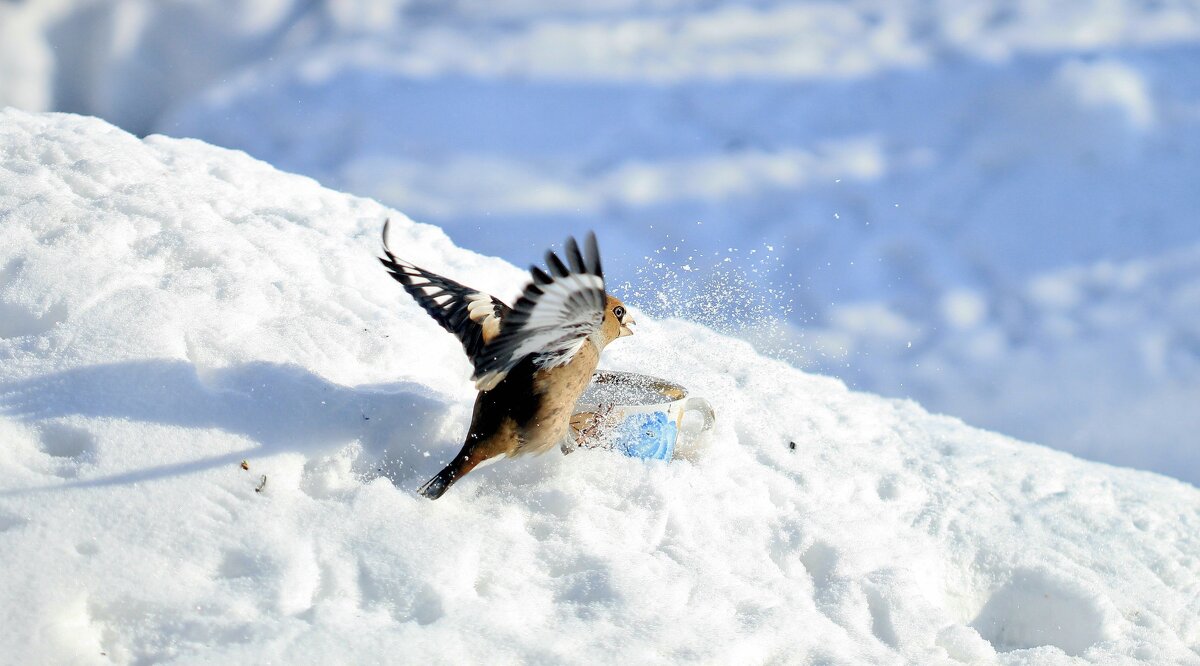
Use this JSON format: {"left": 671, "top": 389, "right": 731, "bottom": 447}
{"left": 379, "top": 221, "right": 635, "bottom": 499}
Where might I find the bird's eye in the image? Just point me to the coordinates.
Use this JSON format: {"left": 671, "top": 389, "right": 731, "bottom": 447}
{"left": 613, "top": 305, "right": 626, "bottom": 319}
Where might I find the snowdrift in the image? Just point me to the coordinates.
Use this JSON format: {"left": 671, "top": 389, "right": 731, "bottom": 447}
{"left": 1, "top": 109, "right": 1198, "bottom": 664}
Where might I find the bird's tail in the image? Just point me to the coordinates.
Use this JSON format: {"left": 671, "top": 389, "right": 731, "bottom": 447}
{"left": 416, "top": 464, "right": 460, "bottom": 500}
{"left": 416, "top": 453, "right": 480, "bottom": 500}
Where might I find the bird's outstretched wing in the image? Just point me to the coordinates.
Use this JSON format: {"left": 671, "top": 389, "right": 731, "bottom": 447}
{"left": 472, "top": 233, "right": 606, "bottom": 391}
{"left": 379, "top": 220, "right": 510, "bottom": 366}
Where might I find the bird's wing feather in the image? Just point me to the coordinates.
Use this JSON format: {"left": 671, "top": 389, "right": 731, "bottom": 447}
{"left": 379, "top": 221, "right": 510, "bottom": 365}
{"left": 472, "top": 233, "right": 605, "bottom": 390}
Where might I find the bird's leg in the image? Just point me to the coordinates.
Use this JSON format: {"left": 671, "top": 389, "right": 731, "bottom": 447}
{"left": 572, "top": 403, "right": 616, "bottom": 449}
{"left": 566, "top": 413, "right": 591, "bottom": 454}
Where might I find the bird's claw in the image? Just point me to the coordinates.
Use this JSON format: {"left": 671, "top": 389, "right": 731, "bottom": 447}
{"left": 571, "top": 403, "right": 618, "bottom": 449}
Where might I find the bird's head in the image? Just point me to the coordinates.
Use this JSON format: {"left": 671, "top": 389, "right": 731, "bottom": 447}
{"left": 600, "top": 294, "right": 636, "bottom": 344}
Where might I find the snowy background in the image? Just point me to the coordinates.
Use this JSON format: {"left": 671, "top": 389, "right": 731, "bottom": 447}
{"left": 3, "top": 0, "right": 1200, "bottom": 483}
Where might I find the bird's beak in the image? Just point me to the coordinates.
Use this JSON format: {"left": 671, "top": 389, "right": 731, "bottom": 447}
{"left": 620, "top": 316, "right": 636, "bottom": 337}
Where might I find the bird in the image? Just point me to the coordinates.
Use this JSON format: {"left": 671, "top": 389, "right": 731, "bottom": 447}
{"left": 379, "top": 221, "right": 635, "bottom": 499}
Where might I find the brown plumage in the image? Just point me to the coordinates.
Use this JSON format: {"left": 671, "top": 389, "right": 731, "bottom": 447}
{"left": 379, "top": 222, "right": 635, "bottom": 499}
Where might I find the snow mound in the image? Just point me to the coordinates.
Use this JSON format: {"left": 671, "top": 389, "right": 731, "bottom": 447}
{"left": 1, "top": 109, "right": 1199, "bottom": 664}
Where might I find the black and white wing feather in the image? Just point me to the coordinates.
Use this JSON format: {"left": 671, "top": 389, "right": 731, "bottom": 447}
{"left": 379, "top": 220, "right": 510, "bottom": 365}
{"left": 472, "top": 233, "right": 606, "bottom": 390}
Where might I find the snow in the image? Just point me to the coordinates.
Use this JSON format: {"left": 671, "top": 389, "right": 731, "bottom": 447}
{"left": 3, "top": 109, "right": 1200, "bottom": 664}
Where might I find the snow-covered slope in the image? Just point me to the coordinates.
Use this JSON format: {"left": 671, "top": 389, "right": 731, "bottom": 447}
{"left": 2, "top": 110, "right": 1199, "bottom": 664}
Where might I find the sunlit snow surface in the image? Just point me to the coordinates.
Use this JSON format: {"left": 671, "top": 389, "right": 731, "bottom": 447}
{"left": 2, "top": 110, "right": 1200, "bottom": 664}
{"left": 5, "top": 0, "right": 1195, "bottom": 481}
